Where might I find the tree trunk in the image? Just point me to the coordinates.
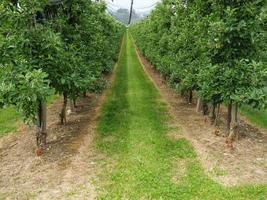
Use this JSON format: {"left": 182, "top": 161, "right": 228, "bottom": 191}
{"left": 83, "top": 92, "right": 87, "bottom": 97}
{"left": 229, "top": 103, "right": 239, "bottom": 140}
{"left": 60, "top": 93, "right": 68, "bottom": 125}
{"left": 188, "top": 90, "right": 193, "bottom": 104}
{"left": 227, "top": 101, "right": 232, "bottom": 133}
{"left": 202, "top": 103, "right": 209, "bottom": 115}
{"left": 214, "top": 103, "right": 221, "bottom": 126}
{"left": 70, "top": 99, "right": 75, "bottom": 113}
{"left": 74, "top": 98, "right": 78, "bottom": 108}
{"left": 210, "top": 102, "right": 216, "bottom": 123}
{"left": 196, "top": 97, "right": 202, "bottom": 112}
{"left": 36, "top": 101, "right": 47, "bottom": 149}
{"left": 180, "top": 90, "right": 185, "bottom": 98}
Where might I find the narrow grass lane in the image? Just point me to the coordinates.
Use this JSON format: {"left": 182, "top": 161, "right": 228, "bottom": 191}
{"left": 95, "top": 31, "right": 267, "bottom": 200}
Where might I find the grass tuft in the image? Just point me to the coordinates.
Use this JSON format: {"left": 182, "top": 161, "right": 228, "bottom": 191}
{"left": 0, "top": 107, "right": 21, "bottom": 137}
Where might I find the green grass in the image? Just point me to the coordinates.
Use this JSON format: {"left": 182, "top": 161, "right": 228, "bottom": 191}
{"left": 0, "top": 107, "right": 21, "bottom": 137}
{"left": 241, "top": 106, "right": 267, "bottom": 130}
{"left": 241, "top": 87, "right": 267, "bottom": 130}
{"left": 95, "top": 31, "right": 267, "bottom": 199}
{"left": 47, "top": 94, "right": 59, "bottom": 104}
{"left": 0, "top": 193, "right": 7, "bottom": 200}
{"left": 0, "top": 94, "right": 59, "bottom": 138}
{"left": 241, "top": 86, "right": 267, "bottom": 130}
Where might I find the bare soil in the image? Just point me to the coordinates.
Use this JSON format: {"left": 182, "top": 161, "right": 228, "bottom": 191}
{"left": 136, "top": 48, "right": 267, "bottom": 186}
{"left": 0, "top": 91, "right": 109, "bottom": 199}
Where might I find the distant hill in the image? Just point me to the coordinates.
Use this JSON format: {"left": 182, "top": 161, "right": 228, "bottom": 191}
{"left": 107, "top": 8, "right": 147, "bottom": 24}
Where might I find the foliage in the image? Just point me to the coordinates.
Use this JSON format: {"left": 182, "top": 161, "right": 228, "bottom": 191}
{"left": 0, "top": 0, "right": 124, "bottom": 124}
{"left": 131, "top": 0, "right": 267, "bottom": 110}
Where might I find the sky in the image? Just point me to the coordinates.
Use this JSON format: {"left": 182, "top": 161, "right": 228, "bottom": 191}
{"left": 105, "top": 0, "right": 161, "bottom": 12}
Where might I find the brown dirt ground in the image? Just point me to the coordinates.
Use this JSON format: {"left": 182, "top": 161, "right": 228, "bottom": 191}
{"left": 0, "top": 68, "right": 121, "bottom": 200}
{"left": 0, "top": 92, "right": 106, "bottom": 200}
{"left": 136, "top": 48, "right": 267, "bottom": 186}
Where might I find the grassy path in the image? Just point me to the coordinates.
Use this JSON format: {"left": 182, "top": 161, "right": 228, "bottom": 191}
{"left": 95, "top": 31, "right": 266, "bottom": 199}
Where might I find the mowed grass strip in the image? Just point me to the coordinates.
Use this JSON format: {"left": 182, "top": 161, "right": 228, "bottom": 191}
{"left": 95, "top": 31, "right": 267, "bottom": 200}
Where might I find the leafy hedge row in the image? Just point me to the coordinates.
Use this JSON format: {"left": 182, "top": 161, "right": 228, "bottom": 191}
{"left": 0, "top": 0, "right": 124, "bottom": 148}
{"left": 131, "top": 0, "right": 267, "bottom": 137}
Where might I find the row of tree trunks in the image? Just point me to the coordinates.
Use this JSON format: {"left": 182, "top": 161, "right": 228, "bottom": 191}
{"left": 35, "top": 93, "right": 82, "bottom": 154}
{"left": 195, "top": 97, "right": 240, "bottom": 140}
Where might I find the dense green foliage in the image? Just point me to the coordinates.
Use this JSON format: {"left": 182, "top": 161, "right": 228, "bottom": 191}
{"left": 131, "top": 0, "right": 267, "bottom": 123}
{"left": 96, "top": 31, "right": 267, "bottom": 200}
{"left": 0, "top": 0, "right": 123, "bottom": 124}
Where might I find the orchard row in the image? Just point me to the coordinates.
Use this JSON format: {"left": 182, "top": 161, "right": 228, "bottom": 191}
{"left": 131, "top": 0, "right": 267, "bottom": 139}
{"left": 0, "top": 0, "right": 124, "bottom": 148}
